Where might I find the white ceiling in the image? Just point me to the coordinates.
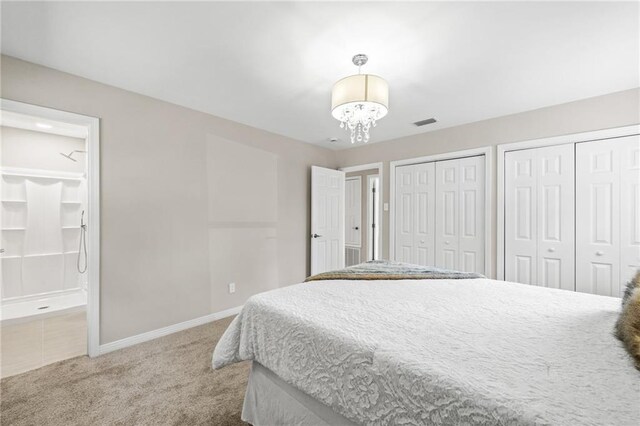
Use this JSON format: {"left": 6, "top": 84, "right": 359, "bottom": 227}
{"left": 2, "top": 2, "right": 638, "bottom": 149}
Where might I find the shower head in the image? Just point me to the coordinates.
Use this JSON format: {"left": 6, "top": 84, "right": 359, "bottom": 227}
{"left": 60, "top": 150, "right": 86, "bottom": 162}
{"left": 60, "top": 152, "right": 77, "bottom": 162}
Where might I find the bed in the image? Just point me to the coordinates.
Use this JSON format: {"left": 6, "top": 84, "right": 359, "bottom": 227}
{"left": 212, "top": 263, "right": 639, "bottom": 425}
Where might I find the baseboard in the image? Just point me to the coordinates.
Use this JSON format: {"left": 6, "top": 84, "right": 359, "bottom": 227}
{"left": 97, "top": 305, "right": 243, "bottom": 356}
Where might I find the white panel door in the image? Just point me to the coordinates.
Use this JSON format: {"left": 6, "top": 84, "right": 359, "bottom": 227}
{"left": 505, "top": 145, "right": 574, "bottom": 288}
{"left": 505, "top": 149, "right": 538, "bottom": 285}
{"left": 536, "top": 144, "right": 575, "bottom": 291}
{"left": 620, "top": 135, "right": 640, "bottom": 286}
{"left": 576, "top": 139, "right": 620, "bottom": 296}
{"left": 395, "top": 165, "right": 415, "bottom": 263}
{"left": 458, "top": 156, "right": 485, "bottom": 274}
{"left": 435, "top": 159, "right": 460, "bottom": 270}
{"left": 311, "top": 166, "right": 345, "bottom": 275}
{"left": 413, "top": 162, "right": 435, "bottom": 266}
{"left": 345, "top": 177, "right": 361, "bottom": 247}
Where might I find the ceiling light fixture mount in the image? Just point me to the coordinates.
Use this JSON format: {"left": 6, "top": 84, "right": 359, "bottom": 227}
{"left": 331, "top": 54, "right": 389, "bottom": 144}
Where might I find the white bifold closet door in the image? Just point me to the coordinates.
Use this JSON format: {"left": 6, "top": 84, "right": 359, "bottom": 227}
{"left": 395, "top": 163, "right": 436, "bottom": 265}
{"left": 576, "top": 135, "right": 640, "bottom": 296}
{"left": 504, "top": 144, "right": 574, "bottom": 290}
{"left": 434, "top": 156, "right": 485, "bottom": 274}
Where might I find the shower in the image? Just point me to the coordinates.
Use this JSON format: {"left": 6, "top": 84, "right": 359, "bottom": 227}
{"left": 60, "top": 150, "right": 86, "bottom": 162}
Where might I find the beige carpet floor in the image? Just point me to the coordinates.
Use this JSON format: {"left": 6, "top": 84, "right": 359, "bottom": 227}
{"left": 0, "top": 316, "right": 249, "bottom": 425}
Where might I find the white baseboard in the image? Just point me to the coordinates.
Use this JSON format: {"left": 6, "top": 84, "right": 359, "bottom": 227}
{"left": 97, "top": 305, "right": 243, "bottom": 356}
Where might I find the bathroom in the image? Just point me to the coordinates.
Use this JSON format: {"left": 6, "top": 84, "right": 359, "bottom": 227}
{"left": 1, "top": 110, "right": 89, "bottom": 378}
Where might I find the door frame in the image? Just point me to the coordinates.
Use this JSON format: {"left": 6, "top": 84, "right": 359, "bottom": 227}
{"left": 366, "top": 174, "right": 380, "bottom": 261}
{"left": 389, "top": 147, "right": 492, "bottom": 276}
{"left": 1, "top": 99, "right": 101, "bottom": 357}
{"left": 496, "top": 124, "right": 640, "bottom": 281}
{"left": 344, "top": 176, "right": 362, "bottom": 248}
{"left": 339, "top": 162, "right": 383, "bottom": 260}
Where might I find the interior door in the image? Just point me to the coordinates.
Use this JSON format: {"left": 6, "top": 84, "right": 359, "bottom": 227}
{"left": 620, "top": 135, "right": 640, "bottom": 286}
{"left": 536, "top": 144, "right": 575, "bottom": 290}
{"left": 345, "top": 177, "right": 362, "bottom": 247}
{"left": 395, "top": 164, "right": 416, "bottom": 263}
{"left": 505, "top": 149, "right": 538, "bottom": 284}
{"left": 435, "top": 159, "right": 460, "bottom": 269}
{"left": 576, "top": 139, "right": 621, "bottom": 296}
{"left": 413, "top": 162, "right": 435, "bottom": 266}
{"left": 458, "top": 156, "right": 485, "bottom": 274}
{"left": 311, "top": 166, "right": 345, "bottom": 275}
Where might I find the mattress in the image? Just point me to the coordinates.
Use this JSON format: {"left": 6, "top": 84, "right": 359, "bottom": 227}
{"left": 213, "top": 278, "right": 640, "bottom": 425}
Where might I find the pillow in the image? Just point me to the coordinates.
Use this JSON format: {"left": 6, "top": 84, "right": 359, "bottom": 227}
{"left": 615, "top": 270, "right": 640, "bottom": 371}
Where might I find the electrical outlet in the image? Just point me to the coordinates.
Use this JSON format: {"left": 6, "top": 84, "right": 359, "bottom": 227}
{"left": 228, "top": 282, "right": 236, "bottom": 294}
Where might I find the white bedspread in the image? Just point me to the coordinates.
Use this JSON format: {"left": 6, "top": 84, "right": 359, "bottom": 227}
{"left": 213, "top": 279, "right": 640, "bottom": 425}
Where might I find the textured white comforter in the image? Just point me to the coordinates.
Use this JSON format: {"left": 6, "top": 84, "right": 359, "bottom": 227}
{"left": 212, "top": 278, "right": 640, "bottom": 425}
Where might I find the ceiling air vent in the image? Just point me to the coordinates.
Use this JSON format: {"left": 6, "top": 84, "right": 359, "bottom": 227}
{"left": 413, "top": 118, "right": 437, "bottom": 127}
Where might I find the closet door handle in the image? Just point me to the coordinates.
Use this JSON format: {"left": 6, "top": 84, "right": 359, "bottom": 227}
{"left": 548, "top": 248, "right": 555, "bottom": 253}
{"left": 595, "top": 251, "right": 604, "bottom": 256}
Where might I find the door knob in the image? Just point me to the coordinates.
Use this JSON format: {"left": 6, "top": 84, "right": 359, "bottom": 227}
{"left": 354, "top": 227, "right": 359, "bottom": 230}
{"left": 595, "top": 251, "right": 604, "bottom": 256}
{"left": 312, "top": 234, "right": 322, "bottom": 238}
{"left": 548, "top": 248, "right": 555, "bottom": 253}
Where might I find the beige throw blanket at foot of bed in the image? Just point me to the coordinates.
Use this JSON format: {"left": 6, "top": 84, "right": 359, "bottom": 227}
{"left": 305, "top": 260, "right": 485, "bottom": 282}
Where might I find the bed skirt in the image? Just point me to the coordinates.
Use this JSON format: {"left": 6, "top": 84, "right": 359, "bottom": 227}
{"left": 242, "top": 362, "right": 356, "bottom": 426}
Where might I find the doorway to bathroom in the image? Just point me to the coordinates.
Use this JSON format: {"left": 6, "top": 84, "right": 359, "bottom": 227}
{"left": 0, "top": 99, "right": 100, "bottom": 378}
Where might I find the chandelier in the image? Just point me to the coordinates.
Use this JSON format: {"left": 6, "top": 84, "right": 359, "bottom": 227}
{"left": 331, "top": 54, "right": 389, "bottom": 143}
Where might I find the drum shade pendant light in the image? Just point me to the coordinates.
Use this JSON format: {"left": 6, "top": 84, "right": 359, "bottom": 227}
{"left": 331, "top": 54, "right": 389, "bottom": 143}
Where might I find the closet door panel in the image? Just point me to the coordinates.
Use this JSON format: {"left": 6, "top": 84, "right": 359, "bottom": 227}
{"left": 413, "top": 163, "right": 435, "bottom": 266}
{"left": 536, "top": 144, "right": 574, "bottom": 290}
{"left": 576, "top": 139, "right": 620, "bottom": 296}
{"left": 458, "top": 156, "right": 485, "bottom": 274}
{"left": 395, "top": 165, "right": 415, "bottom": 263}
{"left": 435, "top": 159, "right": 460, "bottom": 270}
{"left": 505, "top": 150, "right": 537, "bottom": 284}
{"left": 620, "top": 135, "right": 640, "bottom": 287}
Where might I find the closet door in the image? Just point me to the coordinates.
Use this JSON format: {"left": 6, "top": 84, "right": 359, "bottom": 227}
{"left": 505, "top": 150, "right": 538, "bottom": 284}
{"left": 536, "top": 145, "right": 575, "bottom": 290}
{"left": 395, "top": 165, "right": 416, "bottom": 263}
{"left": 505, "top": 145, "right": 574, "bottom": 288}
{"left": 458, "top": 156, "right": 485, "bottom": 274}
{"left": 413, "top": 163, "right": 435, "bottom": 266}
{"left": 620, "top": 135, "right": 640, "bottom": 285}
{"left": 576, "top": 139, "right": 621, "bottom": 296}
{"left": 435, "top": 159, "right": 460, "bottom": 270}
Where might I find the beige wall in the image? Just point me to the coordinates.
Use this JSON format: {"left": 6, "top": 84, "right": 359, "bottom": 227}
{"left": 3, "top": 53, "right": 638, "bottom": 344}
{"left": 336, "top": 88, "right": 640, "bottom": 277}
{"left": 1, "top": 55, "right": 336, "bottom": 344}
{"left": 1, "top": 126, "right": 86, "bottom": 173}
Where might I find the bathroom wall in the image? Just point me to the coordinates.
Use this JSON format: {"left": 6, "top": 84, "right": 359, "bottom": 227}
{"left": 1, "top": 55, "right": 336, "bottom": 344}
{"left": 1, "top": 127, "right": 85, "bottom": 173}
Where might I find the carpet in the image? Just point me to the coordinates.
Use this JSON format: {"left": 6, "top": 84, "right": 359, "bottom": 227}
{"left": 1, "top": 316, "right": 249, "bottom": 425}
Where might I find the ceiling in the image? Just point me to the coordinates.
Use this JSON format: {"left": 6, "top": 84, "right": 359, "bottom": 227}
{"left": 2, "top": 2, "right": 638, "bottom": 150}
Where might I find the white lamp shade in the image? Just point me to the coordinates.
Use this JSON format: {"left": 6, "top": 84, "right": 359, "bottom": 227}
{"left": 331, "top": 74, "right": 389, "bottom": 118}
